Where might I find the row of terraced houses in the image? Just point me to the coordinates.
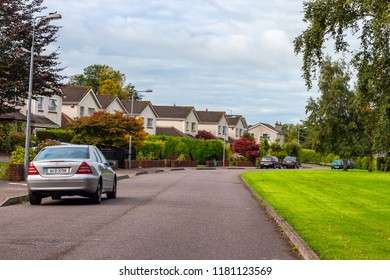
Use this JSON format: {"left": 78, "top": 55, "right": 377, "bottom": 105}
{"left": 1, "top": 85, "right": 286, "bottom": 145}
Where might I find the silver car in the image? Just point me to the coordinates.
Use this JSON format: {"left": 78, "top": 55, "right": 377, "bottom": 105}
{"left": 27, "top": 145, "right": 117, "bottom": 205}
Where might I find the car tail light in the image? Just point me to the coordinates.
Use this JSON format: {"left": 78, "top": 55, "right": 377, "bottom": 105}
{"left": 76, "top": 162, "right": 93, "bottom": 174}
{"left": 28, "top": 163, "right": 39, "bottom": 175}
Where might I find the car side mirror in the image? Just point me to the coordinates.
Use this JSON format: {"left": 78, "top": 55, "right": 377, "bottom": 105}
{"left": 108, "top": 160, "right": 116, "bottom": 167}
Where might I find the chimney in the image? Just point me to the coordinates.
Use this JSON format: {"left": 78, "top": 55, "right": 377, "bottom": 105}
{"left": 275, "top": 121, "right": 282, "bottom": 132}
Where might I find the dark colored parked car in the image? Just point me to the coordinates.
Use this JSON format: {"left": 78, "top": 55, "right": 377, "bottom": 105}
{"left": 347, "top": 159, "right": 355, "bottom": 169}
{"left": 259, "top": 156, "right": 281, "bottom": 169}
{"left": 282, "top": 156, "right": 300, "bottom": 169}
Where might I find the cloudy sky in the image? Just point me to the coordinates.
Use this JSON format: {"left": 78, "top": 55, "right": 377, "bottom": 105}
{"left": 45, "top": 0, "right": 316, "bottom": 126}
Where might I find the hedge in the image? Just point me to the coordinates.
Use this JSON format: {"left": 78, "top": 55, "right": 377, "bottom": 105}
{"left": 36, "top": 129, "right": 74, "bottom": 143}
{"left": 299, "top": 149, "right": 389, "bottom": 171}
{"left": 147, "top": 135, "right": 224, "bottom": 164}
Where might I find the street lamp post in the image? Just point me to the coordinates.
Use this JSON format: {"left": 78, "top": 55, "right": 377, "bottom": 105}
{"left": 222, "top": 116, "right": 227, "bottom": 167}
{"left": 23, "top": 12, "right": 62, "bottom": 180}
{"left": 128, "top": 89, "right": 153, "bottom": 169}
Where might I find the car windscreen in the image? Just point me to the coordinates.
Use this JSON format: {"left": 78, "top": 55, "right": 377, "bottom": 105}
{"left": 35, "top": 147, "right": 90, "bottom": 160}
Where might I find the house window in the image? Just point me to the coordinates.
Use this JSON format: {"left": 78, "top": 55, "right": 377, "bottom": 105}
{"left": 80, "top": 106, "right": 85, "bottom": 117}
{"left": 48, "top": 98, "right": 57, "bottom": 112}
{"left": 147, "top": 118, "right": 153, "bottom": 129}
{"left": 239, "top": 129, "right": 243, "bottom": 136}
{"left": 218, "top": 125, "right": 221, "bottom": 135}
{"left": 185, "top": 122, "right": 189, "bottom": 131}
{"left": 191, "top": 122, "right": 196, "bottom": 132}
{"left": 260, "top": 134, "right": 270, "bottom": 140}
{"left": 37, "top": 97, "right": 44, "bottom": 111}
{"left": 222, "top": 126, "right": 227, "bottom": 136}
{"left": 235, "top": 128, "right": 239, "bottom": 137}
{"left": 88, "top": 108, "right": 95, "bottom": 116}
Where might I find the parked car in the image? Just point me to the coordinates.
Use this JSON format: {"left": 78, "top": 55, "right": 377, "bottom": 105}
{"left": 282, "top": 156, "right": 300, "bottom": 169}
{"left": 331, "top": 159, "right": 355, "bottom": 169}
{"left": 330, "top": 159, "right": 343, "bottom": 169}
{"left": 259, "top": 156, "right": 282, "bottom": 169}
{"left": 27, "top": 145, "right": 117, "bottom": 205}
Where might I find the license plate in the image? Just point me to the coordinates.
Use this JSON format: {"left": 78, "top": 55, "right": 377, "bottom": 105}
{"left": 46, "top": 168, "right": 69, "bottom": 174}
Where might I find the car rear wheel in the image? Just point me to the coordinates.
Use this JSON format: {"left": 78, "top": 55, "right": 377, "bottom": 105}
{"left": 107, "top": 177, "right": 117, "bottom": 199}
{"left": 29, "top": 193, "right": 42, "bottom": 205}
{"left": 90, "top": 180, "right": 102, "bottom": 204}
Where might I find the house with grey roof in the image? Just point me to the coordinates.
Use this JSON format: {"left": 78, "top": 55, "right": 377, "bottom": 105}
{"left": 121, "top": 100, "right": 158, "bottom": 135}
{"left": 61, "top": 85, "right": 102, "bottom": 119}
{"left": 153, "top": 105, "right": 200, "bottom": 137}
{"left": 247, "top": 121, "right": 285, "bottom": 145}
{"left": 226, "top": 115, "right": 248, "bottom": 141}
{"left": 96, "top": 94, "right": 127, "bottom": 114}
{"left": 197, "top": 110, "right": 228, "bottom": 140}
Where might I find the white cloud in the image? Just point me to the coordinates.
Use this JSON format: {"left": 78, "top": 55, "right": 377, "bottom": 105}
{"left": 46, "top": 0, "right": 312, "bottom": 125}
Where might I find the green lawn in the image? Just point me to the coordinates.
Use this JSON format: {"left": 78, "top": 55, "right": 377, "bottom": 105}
{"left": 241, "top": 170, "right": 390, "bottom": 260}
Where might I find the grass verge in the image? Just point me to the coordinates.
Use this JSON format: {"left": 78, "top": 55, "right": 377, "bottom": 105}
{"left": 241, "top": 169, "right": 390, "bottom": 260}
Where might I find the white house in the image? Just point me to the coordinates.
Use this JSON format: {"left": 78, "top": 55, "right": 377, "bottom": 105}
{"left": 121, "top": 100, "right": 158, "bottom": 135}
{"left": 227, "top": 115, "right": 248, "bottom": 141}
{"left": 61, "top": 85, "right": 102, "bottom": 119}
{"left": 96, "top": 94, "right": 127, "bottom": 114}
{"left": 247, "top": 122, "right": 285, "bottom": 145}
{"left": 17, "top": 92, "right": 62, "bottom": 133}
{"left": 153, "top": 105, "right": 200, "bottom": 137}
{"left": 197, "top": 110, "right": 228, "bottom": 139}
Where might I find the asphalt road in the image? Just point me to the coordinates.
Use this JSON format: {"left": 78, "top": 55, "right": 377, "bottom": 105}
{"left": 0, "top": 169, "right": 299, "bottom": 260}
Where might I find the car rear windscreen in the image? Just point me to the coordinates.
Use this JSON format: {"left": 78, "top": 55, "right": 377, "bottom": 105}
{"left": 35, "top": 147, "right": 89, "bottom": 160}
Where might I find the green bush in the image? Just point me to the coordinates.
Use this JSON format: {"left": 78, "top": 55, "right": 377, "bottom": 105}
{"left": 283, "top": 142, "right": 301, "bottom": 158}
{"left": 0, "top": 122, "right": 25, "bottom": 154}
{"left": 0, "top": 162, "right": 9, "bottom": 180}
{"left": 149, "top": 135, "right": 224, "bottom": 164}
{"left": 376, "top": 157, "right": 390, "bottom": 171}
{"left": 36, "top": 129, "right": 74, "bottom": 143}
{"left": 137, "top": 140, "right": 165, "bottom": 160}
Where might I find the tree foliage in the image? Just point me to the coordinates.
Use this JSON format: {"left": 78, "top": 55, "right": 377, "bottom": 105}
{"left": 195, "top": 130, "right": 216, "bottom": 140}
{"left": 68, "top": 111, "right": 146, "bottom": 147}
{"left": 0, "top": 0, "right": 63, "bottom": 115}
{"left": 294, "top": 0, "right": 390, "bottom": 155}
{"left": 68, "top": 64, "right": 142, "bottom": 100}
{"left": 306, "top": 58, "right": 367, "bottom": 169}
{"left": 232, "top": 137, "right": 259, "bottom": 161}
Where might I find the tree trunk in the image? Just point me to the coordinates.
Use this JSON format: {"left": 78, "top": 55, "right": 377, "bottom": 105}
{"left": 343, "top": 159, "right": 348, "bottom": 171}
{"left": 368, "top": 155, "right": 374, "bottom": 172}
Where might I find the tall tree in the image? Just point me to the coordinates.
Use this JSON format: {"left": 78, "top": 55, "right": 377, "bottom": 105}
{"left": 0, "top": 0, "right": 63, "bottom": 115}
{"left": 68, "top": 64, "right": 142, "bottom": 100}
{"left": 306, "top": 58, "right": 365, "bottom": 170}
{"left": 294, "top": 0, "right": 390, "bottom": 155}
